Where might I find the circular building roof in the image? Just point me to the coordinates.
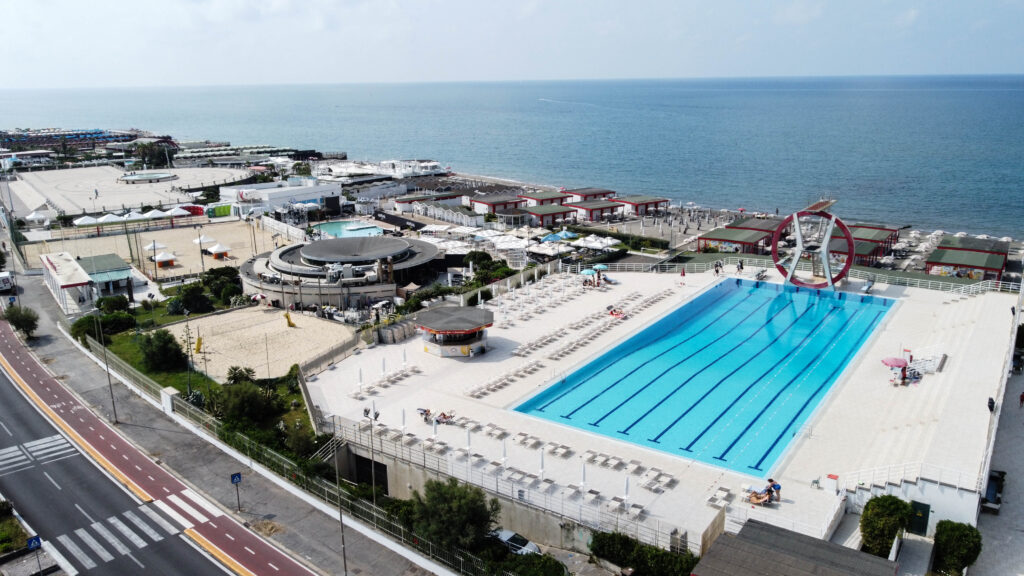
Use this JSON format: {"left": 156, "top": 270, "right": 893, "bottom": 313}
{"left": 415, "top": 307, "right": 495, "bottom": 334}
{"left": 301, "top": 237, "right": 412, "bottom": 264}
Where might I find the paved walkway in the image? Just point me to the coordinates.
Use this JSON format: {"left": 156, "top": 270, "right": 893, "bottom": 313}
{"left": 970, "top": 370, "right": 1024, "bottom": 576}
{"left": 12, "top": 270, "right": 437, "bottom": 576}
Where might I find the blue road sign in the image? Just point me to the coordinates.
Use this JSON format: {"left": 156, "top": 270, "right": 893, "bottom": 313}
{"left": 231, "top": 472, "right": 242, "bottom": 484}
{"left": 7, "top": 296, "right": 14, "bottom": 306}
{"left": 26, "top": 536, "right": 41, "bottom": 550}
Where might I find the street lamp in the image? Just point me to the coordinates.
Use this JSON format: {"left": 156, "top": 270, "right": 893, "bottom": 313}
{"left": 183, "top": 309, "right": 193, "bottom": 397}
{"left": 92, "top": 309, "right": 118, "bottom": 424}
{"left": 332, "top": 416, "right": 349, "bottom": 576}
{"left": 362, "top": 403, "right": 379, "bottom": 518}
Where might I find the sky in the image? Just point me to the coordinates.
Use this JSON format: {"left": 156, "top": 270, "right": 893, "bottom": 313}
{"left": 3, "top": 0, "right": 1023, "bottom": 89}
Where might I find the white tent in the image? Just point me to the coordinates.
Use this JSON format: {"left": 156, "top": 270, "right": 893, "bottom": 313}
{"left": 165, "top": 207, "right": 191, "bottom": 217}
{"left": 25, "top": 211, "right": 51, "bottom": 222}
{"left": 96, "top": 213, "right": 124, "bottom": 224}
{"left": 193, "top": 234, "right": 216, "bottom": 245}
{"left": 123, "top": 211, "right": 147, "bottom": 221}
{"left": 73, "top": 215, "right": 97, "bottom": 226}
{"left": 154, "top": 252, "right": 176, "bottom": 262}
{"left": 143, "top": 240, "right": 166, "bottom": 251}
{"left": 208, "top": 243, "right": 230, "bottom": 254}
{"left": 143, "top": 209, "right": 168, "bottom": 219}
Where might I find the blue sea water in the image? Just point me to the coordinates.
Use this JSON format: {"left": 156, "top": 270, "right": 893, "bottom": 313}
{"left": 516, "top": 279, "right": 892, "bottom": 476}
{"left": 2, "top": 76, "right": 1022, "bottom": 238}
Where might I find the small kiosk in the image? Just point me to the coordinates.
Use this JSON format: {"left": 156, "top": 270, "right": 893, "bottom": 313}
{"left": 416, "top": 307, "right": 494, "bottom": 358}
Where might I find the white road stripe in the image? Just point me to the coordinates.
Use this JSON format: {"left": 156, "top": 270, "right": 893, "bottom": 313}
{"left": 0, "top": 465, "right": 35, "bottom": 477}
{"left": 139, "top": 505, "right": 178, "bottom": 535}
{"left": 167, "top": 493, "right": 208, "bottom": 524}
{"left": 153, "top": 500, "right": 193, "bottom": 530}
{"left": 23, "top": 435, "right": 63, "bottom": 448}
{"left": 75, "top": 528, "right": 114, "bottom": 563}
{"left": 42, "top": 540, "right": 79, "bottom": 576}
{"left": 268, "top": 562, "right": 279, "bottom": 571}
{"left": 92, "top": 522, "right": 130, "bottom": 555}
{"left": 225, "top": 533, "right": 234, "bottom": 541}
{"left": 0, "top": 421, "right": 11, "bottom": 436}
{"left": 108, "top": 517, "right": 147, "bottom": 549}
{"left": 75, "top": 504, "right": 96, "bottom": 524}
{"left": 123, "top": 510, "right": 163, "bottom": 542}
{"left": 57, "top": 534, "right": 96, "bottom": 570}
{"left": 244, "top": 546, "right": 255, "bottom": 555}
{"left": 43, "top": 471, "right": 61, "bottom": 490}
{"left": 182, "top": 488, "right": 223, "bottom": 520}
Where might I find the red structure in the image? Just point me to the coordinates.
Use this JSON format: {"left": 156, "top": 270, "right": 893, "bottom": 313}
{"left": 771, "top": 211, "right": 855, "bottom": 289}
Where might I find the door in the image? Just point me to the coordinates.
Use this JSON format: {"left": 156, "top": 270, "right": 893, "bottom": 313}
{"left": 908, "top": 500, "right": 930, "bottom": 535}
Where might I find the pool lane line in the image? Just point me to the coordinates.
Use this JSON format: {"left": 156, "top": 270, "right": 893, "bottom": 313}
{"left": 711, "top": 307, "right": 867, "bottom": 463}
{"left": 680, "top": 306, "right": 841, "bottom": 451}
{"left": 554, "top": 288, "right": 754, "bottom": 417}
{"left": 655, "top": 304, "right": 834, "bottom": 444}
{"left": 747, "top": 310, "right": 884, "bottom": 472}
{"left": 539, "top": 285, "right": 741, "bottom": 413}
{"left": 0, "top": 336, "right": 153, "bottom": 503}
{"left": 600, "top": 297, "right": 780, "bottom": 432}
{"left": 618, "top": 298, "right": 798, "bottom": 437}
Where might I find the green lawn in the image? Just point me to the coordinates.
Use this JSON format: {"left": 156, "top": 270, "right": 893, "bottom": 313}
{"left": 0, "top": 515, "right": 28, "bottom": 554}
{"left": 108, "top": 332, "right": 220, "bottom": 396}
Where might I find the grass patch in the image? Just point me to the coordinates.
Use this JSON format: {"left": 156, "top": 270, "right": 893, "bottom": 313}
{"left": 108, "top": 332, "right": 219, "bottom": 396}
{"left": 0, "top": 515, "right": 28, "bottom": 554}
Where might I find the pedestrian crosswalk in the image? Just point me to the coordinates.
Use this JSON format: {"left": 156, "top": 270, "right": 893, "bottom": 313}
{"left": 47, "top": 489, "right": 224, "bottom": 573}
{"left": 0, "top": 434, "right": 79, "bottom": 476}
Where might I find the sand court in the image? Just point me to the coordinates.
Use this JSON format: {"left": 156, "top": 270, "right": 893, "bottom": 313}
{"left": 164, "top": 305, "right": 357, "bottom": 382}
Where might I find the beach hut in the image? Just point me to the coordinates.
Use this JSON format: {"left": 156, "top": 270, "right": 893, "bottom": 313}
{"left": 208, "top": 243, "right": 230, "bottom": 259}
{"left": 154, "top": 252, "right": 176, "bottom": 268}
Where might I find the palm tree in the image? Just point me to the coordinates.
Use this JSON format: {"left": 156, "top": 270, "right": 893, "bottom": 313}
{"left": 225, "top": 365, "right": 256, "bottom": 386}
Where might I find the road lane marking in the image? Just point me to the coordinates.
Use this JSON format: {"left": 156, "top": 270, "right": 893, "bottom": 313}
{"left": 0, "top": 420, "right": 11, "bottom": 436}
{"left": 123, "top": 510, "right": 163, "bottom": 542}
{"left": 75, "top": 504, "right": 96, "bottom": 524}
{"left": 127, "top": 553, "right": 145, "bottom": 569}
{"left": 168, "top": 493, "right": 208, "bottom": 524}
{"left": 42, "top": 541, "right": 79, "bottom": 576}
{"left": 244, "top": 546, "right": 255, "bottom": 555}
{"left": 147, "top": 475, "right": 155, "bottom": 481}
{"left": 268, "top": 562, "right": 279, "bottom": 571}
{"left": 139, "top": 505, "right": 177, "bottom": 535}
{"left": 91, "top": 521, "right": 130, "bottom": 555}
{"left": 153, "top": 500, "right": 193, "bottom": 530}
{"left": 182, "top": 488, "right": 223, "bottom": 520}
{"left": 57, "top": 534, "right": 96, "bottom": 570}
{"left": 185, "top": 528, "right": 258, "bottom": 576}
{"left": 162, "top": 486, "right": 170, "bottom": 493}
{"left": 108, "top": 516, "right": 147, "bottom": 549}
{"left": 225, "top": 533, "right": 234, "bottom": 541}
{"left": 43, "top": 471, "right": 61, "bottom": 490}
{"left": 74, "top": 528, "right": 114, "bottom": 563}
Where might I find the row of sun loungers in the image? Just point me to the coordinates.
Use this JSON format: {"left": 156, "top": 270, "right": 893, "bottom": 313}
{"left": 512, "top": 330, "right": 567, "bottom": 356}
{"left": 466, "top": 360, "right": 544, "bottom": 398}
{"left": 348, "top": 365, "right": 422, "bottom": 399}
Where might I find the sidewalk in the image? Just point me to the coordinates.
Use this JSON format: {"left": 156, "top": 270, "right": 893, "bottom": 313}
{"left": 11, "top": 269, "right": 435, "bottom": 576}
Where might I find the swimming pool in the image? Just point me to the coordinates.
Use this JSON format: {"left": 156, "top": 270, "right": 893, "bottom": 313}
{"left": 314, "top": 220, "right": 383, "bottom": 238}
{"left": 516, "top": 279, "right": 893, "bottom": 477}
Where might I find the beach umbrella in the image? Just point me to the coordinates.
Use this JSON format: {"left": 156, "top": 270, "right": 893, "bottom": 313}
{"left": 556, "top": 229, "right": 578, "bottom": 239}
{"left": 250, "top": 293, "right": 267, "bottom": 301}
{"left": 541, "top": 233, "right": 562, "bottom": 243}
{"left": 882, "top": 357, "right": 908, "bottom": 368}
{"left": 143, "top": 240, "right": 166, "bottom": 252}
{"left": 193, "top": 234, "right": 216, "bottom": 245}
{"left": 166, "top": 207, "right": 191, "bottom": 217}
{"left": 73, "top": 215, "right": 97, "bottom": 226}
{"left": 1000, "top": 236, "right": 1013, "bottom": 242}
{"left": 592, "top": 264, "right": 608, "bottom": 271}
{"left": 954, "top": 231, "right": 967, "bottom": 238}
{"left": 579, "top": 269, "right": 597, "bottom": 276}
{"left": 976, "top": 234, "right": 990, "bottom": 240}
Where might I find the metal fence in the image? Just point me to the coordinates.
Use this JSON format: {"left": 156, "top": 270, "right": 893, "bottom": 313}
{"left": 299, "top": 333, "right": 362, "bottom": 375}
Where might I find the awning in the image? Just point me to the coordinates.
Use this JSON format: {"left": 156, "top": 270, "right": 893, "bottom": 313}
{"left": 90, "top": 270, "right": 133, "bottom": 284}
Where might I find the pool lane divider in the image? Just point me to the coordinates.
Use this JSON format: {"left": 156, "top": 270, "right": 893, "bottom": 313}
{"left": 747, "top": 310, "right": 884, "bottom": 471}
{"left": 0, "top": 339, "right": 154, "bottom": 503}
{"left": 611, "top": 297, "right": 780, "bottom": 433}
{"left": 681, "top": 306, "right": 841, "bottom": 451}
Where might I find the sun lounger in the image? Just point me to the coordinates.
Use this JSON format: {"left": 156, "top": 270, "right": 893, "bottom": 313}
{"left": 542, "top": 478, "right": 558, "bottom": 493}
{"left": 605, "top": 456, "right": 623, "bottom": 469}
{"left": 514, "top": 432, "right": 529, "bottom": 445}
{"left": 583, "top": 450, "right": 598, "bottom": 463}
{"left": 584, "top": 489, "right": 601, "bottom": 503}
{"left": 626, "top": 459, "right": 643, "bottom": 474}
{"left": 565, "top": 484, "right": 582, "bottom": 498}
{"left": 545, "top": 442, "right": 560, "bottom": 453}
{"left": 627, "top": 503, "right": 644, "bottom": 519}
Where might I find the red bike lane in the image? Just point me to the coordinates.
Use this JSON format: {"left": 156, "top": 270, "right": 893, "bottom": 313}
{"left": 0, "top": 321, "right": 319, "bottom": 576}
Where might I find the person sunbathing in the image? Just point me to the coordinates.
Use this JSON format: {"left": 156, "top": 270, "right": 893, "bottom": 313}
{"left": 748, "top": 488, "right": 772, "bottom": 505}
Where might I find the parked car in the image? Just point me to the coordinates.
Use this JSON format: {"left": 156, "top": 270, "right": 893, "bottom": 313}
{"left": 489, "top": 529, "right": 540, "bottom": 555}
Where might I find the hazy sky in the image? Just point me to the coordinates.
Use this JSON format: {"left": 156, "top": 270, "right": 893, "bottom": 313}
{"left": 4, "top": 0, "right": 1023, "bottom": 89}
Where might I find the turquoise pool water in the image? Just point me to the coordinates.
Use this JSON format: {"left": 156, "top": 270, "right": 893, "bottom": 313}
{"left": 314, "top": 220, "right": 383, "bottom": 238}
{"left": 516, "top": 279, "right": 893, "bottom": 477}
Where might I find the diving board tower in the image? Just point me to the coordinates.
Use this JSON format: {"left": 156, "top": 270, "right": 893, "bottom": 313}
{"left": 771, "top": 210, "right": 855, "bottom": 290}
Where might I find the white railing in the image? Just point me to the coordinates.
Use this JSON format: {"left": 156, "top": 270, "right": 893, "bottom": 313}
{"left": 839, "top": 461, "right": 983, "bottom": 493}
{"left": 259, "top": 215, "right": 306, "bottom": 243}
{"left": 726, "top": 490, "right": 844, "bottom": 541}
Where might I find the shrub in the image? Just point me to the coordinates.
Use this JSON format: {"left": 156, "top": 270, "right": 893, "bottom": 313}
{"left": 166, "top": 296, "right": 185, "bottom": 315}
{"left": 70, "top": 315, "right": 103, "bottom": 344}
{"left": 932, "top": 520, "right": 982, "bottom": 575}
{"left": 179, "top": 283, "right": 213, "bottom": 313}
{"left": 138, "top": 329, "right": 188, "bottom": 371}
{"left": 97, "top": 295, "right": 130, "bottom": 314}
{"left": 860, "top": 495, "right": 913, "bottom": 557}
{"left": 3, "top": 306, "right": 38, "bottom": 338}
{"left": 590, "top": 531, "right": 697, "bottom": 576}
{"left": 411, "top": 478, "right": 500, "bottom": 550}
{"left": 140, "top": 299, "right": 154, "bottom": 312}
{"left": 101, "top": 311, "right": 136, "bottom": 334}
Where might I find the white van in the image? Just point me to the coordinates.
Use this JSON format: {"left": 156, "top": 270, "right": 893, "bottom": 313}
{"left": 0, "top": 272, "right": 12, "bottom": 293}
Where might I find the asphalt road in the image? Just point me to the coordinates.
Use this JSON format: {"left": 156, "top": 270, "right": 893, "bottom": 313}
{"left": 0, "top": 368, "right": 224, "bottom": 575}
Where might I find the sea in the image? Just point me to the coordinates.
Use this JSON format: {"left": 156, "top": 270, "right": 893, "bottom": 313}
{"left": 2, "top": 76, "right": 1023, "bottom": 238}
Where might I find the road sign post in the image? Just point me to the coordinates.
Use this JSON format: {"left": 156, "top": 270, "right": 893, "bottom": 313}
{"left": 231, "top": 472, "right": 242, "bottom": 512}
{"left": 27, "top": 535, "right": 41, "bottom": 573}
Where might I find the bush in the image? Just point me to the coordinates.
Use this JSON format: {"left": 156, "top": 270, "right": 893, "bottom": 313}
{"left": 70, "top": 315, "right": 102, "bottom": 344}
{"left": 2, "top": 306, "right": 38, "bottom": 338}
{"left": 166, "top": 296, "right": 185, "bottom": 315}
{"left": 101, "top": 311, "right": 136, "bottom": 334}
{"left": 221, "top": 382, "right": 282, "bottom": 425}
{"left": 932, "top": 520, "right": 982, "bottom": 575}
{"left": 590, "top": 532, "right": 697, "bottom": 576}
{"left": 859, "top": 495, "right": 913, "bottom": 557}
{"left": 179, "top": 283, "right": 213, "bottom": 313}
{"left": 140, "top": 299, "right": 154, "bottom": 312}
{"left": 138, "top": 329, "right": 188, "bottom": 371}
{"left": 97, "top": 295, "right": 130, "bottom": 314}
{"left": 411, "top": 478, "right": 500, "bottom": 550}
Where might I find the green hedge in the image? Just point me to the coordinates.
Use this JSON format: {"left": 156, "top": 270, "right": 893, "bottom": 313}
{"left": 590, "top": 532, "right": 698, "bottom": 575}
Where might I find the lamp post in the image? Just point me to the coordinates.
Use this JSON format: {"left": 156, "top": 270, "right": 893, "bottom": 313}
{"left": 332, "top": 416, "right": 349, "bottom": 576}
{"left": 183, "top": 309, "right": 193, "bottom": 397}
{"left": 197, "top": 226, "right": 206, "bottom": 273}
{"left": 363, "top": 403, "right": 379, "bottom": 522}
{"left": 92, "top": 310, "right": 118, "bottom": 423}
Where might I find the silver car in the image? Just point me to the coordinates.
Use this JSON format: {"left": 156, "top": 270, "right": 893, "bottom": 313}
{"left": 490, "top": 529, "right": 540, "bottom": 555}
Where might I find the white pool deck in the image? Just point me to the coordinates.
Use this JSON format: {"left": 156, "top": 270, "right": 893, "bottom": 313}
{"left": 306, "top": 269, "right": 1017, "bottom": 545}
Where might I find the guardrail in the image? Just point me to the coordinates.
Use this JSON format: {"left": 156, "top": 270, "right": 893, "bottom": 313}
{"left": 839, "top": 461, "right": 982, "bottom": 494}
{"left": 81, "top": 335, "right": 507, "bottom": 575}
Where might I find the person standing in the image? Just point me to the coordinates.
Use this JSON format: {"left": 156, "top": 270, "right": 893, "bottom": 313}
{"left": 769, "top": 478, "right": 782, "bottom": 503}
{"left": 1019, "top": 391, "right": 1023, "bottom": 408}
